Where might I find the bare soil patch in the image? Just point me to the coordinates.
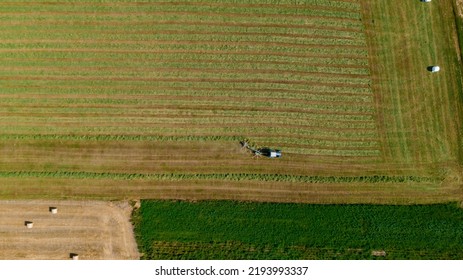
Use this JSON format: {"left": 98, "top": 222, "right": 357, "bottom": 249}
{"left": 0, "top": 200, "right": 140, "bottom": 260}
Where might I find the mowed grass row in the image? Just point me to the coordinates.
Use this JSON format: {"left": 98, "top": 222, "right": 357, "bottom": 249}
{"left": 0, "top": 0, "right": 380, "bottom": 161}
{"left": 0, "top": 115, "right": 377, "bottom": 129}
{"left": 0, "top": 25, "right": 366, "bottom": 42}
{"left": 2, "top": 88, "right": 374, "bottom": 103}
{"left": 0, "top": 14, "right": 365, "bottom": 33}
{"left": 2, "top": 79, "right": 374, "bottom": 96}
{"left": 134, "top": 200, "right": 463, "bottom": 259}
{"left": 0, "top": 50, "right": 370, "bottom": 67}
{"left": 0, "top": 106, "right": 375, "bottom": 122}
{"left": 0, "top": 97, "right": 374, "bottom": 113}
{"left": 0, "top": 0, "right": 360, "bottom": 9}
{"left": 0, "top": 60, "right": 370, "bottom": 76}
{"left": 0, "top": 0, "right": 361, "bottom": 17}
{"left": 0, "top": 70, "right": 371, "bottom": 86}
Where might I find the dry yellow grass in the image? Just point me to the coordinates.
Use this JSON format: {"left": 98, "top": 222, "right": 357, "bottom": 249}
{"left": 0, "top": 200, "right": 139, "bottom": 260}
{"left": 456, "top": 0, "right": 463, "bottom": 17}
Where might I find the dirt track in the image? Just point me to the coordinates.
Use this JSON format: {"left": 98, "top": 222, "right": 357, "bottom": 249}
{"left": 0, "top": 200, "right": 140, "bottom": 260}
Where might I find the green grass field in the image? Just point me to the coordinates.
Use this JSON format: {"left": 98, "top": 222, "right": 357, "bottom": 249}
{"left": 134, "top": 200, "right": 463, "bottom": 259}
{"left": 0, "top": 0, "right": 461, "bottom": 203}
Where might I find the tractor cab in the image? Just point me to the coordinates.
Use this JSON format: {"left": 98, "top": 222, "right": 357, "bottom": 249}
{"left": 258, "top": 148, "right": 282, "bottom": 158}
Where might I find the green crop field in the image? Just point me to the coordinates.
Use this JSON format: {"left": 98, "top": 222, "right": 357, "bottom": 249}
{"left": 0, "top": 0, "right": 462, "bottom": 204}
{"left": 134, "top": 200, "right": 463, "bottom": 259}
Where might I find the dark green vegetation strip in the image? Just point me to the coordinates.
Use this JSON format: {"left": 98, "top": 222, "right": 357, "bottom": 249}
{"left": 0, "top": 171, "right": 438, "bottom": 184}
{"left": 134, "top": 200, "right": 463, "bottom": 259}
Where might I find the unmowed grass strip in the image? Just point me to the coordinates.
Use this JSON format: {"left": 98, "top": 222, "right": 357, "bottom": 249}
{"left": 134, "top": 200, "right": 463, "bottom": 259}
{"left": 0, "top": 134, "right": 241, "bottom": 142}
{"left": 0, "top": 126, "right": 380, "bottom": 141}
{"left": 0, "top": 171, "right": 439, "bottom": 184}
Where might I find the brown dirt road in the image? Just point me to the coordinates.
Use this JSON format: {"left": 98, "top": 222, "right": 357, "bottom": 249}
{"left": 0, "top": 200, "right": 140, "bottom": 260}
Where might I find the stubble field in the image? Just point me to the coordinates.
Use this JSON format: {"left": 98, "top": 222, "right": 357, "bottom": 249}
{"left": 0, "top": 200, "right": 139, "bottom": 259}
